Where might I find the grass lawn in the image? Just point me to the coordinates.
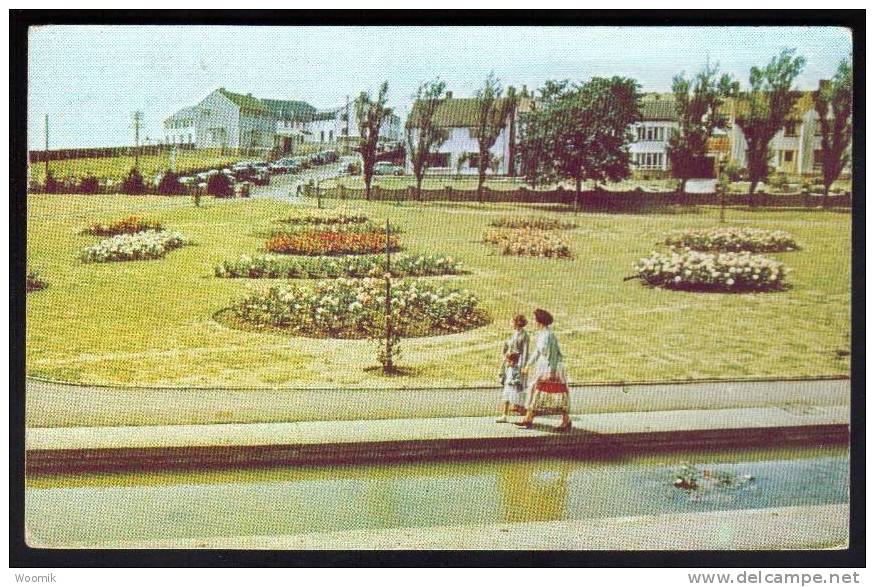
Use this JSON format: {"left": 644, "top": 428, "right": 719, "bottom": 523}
{"left": 29, "top": 149, "right": 249, "bottom": 184}
{"left": 26, "top": 194, "right": 851, "bottom": 388}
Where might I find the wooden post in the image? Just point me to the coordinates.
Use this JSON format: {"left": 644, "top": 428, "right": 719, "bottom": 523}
{"left": 317, "top": 180, "right": 322, "bottom": 209}
{"left": 44, "top": 114, "right": 50, "bottom": 182}
{"left": 384, "top": 219, "right": 393, "bottom": 373}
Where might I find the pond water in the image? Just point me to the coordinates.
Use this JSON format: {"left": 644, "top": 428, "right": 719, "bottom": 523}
{"left": 26, "top": 446, "right": 848, "bottom": 546}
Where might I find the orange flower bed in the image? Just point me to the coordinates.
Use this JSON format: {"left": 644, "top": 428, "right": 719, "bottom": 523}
{"left": 265, "top": 230, "right": 401, "bottom": 256}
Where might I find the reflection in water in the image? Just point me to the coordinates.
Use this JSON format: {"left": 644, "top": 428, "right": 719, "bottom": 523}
{"left": 25, "top": 446, "right": 848, "bottom": 547}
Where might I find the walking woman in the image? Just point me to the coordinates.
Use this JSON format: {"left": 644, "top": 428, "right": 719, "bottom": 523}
{"left": 516, "top": 308, "right": 572, "bottom": 432}
{"left": 496, "top": 314, "right": 530, "bottom": 422}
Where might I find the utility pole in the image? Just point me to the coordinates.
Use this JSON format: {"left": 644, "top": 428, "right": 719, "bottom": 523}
{"left": 132, "top": 111, "right": 144, "bottom": 170}
{"left": 44, "top": 114, "right": 50, "bottom": 181}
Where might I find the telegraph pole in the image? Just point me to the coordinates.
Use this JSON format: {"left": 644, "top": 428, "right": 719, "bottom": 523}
{"left": 44, "top": 114, "right": 50, "bottom": 181}
{"left": 132, "top": 111, "right": 144, "bottom": 170}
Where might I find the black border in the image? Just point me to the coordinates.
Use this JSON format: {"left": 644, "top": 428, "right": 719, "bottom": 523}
{"left": 10, "top": 9, "right": 865, "bottom": 568}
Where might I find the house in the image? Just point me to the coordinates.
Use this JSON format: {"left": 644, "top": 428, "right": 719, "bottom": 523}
{"left": 629, "top": 94, "right": 678, "bottom": 174}
{"left": 163, "top": 106, "right": 196, "bottom": 146}
{"left": 262, "top": 98, "right": 317, "bottom": 154}
{"left": 302, "top": 103, "right": 402, "bottom": 146}
{"left": 405, "top": 90, "right": 533, "bottom": 176}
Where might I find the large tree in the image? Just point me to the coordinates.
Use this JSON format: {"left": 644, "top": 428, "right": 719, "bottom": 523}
{"left": 406, "top": 79, "right": 449, "bottom": 201}
{"left": 355, "top": 81, "right": 392, "bottom": 200}
{"left": 667, "top": 62, "right": 738, "bottom": 193}
{"left": 814, "top": 58, "right": 852, "bottom": 204}
{"left": 735, "top": 49, "right": 806, "bottom": 204}
{"left": 473, "top": 73, "right": 516, "bottom": 203}
{"left": 534, "top": 77, "right": 641, "bottom": 208}
{"left": 517, "top": 98, "right": 556, "bottom": 189}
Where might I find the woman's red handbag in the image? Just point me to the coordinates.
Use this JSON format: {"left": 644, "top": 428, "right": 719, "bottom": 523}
{"left": 536, "top": 377, "right": 568, "bottom": 394}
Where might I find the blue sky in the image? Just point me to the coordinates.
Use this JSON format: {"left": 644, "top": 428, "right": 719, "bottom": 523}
{"left": 28, "top": 25, "right": 852, "bottom": 149}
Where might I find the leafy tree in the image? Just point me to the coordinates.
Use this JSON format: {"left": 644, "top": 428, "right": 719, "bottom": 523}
{"left": 79, "top": 175, "right": 100, "bottom": 194}
{"left": 735, "top": 48, "right": 806, "bottom": 204}
{"left": 406, "top": 79, "right": 449, "bottom": 201}
{"left": 473, "top": 74, "right": 516, "bottom": 203}
{"left": 814, "top": 58, "right": 852, "bottom": 204}
{"left": 157, "top": 170, "right": 185, "bottom": 195}
{"left": 206, "top": 173, "right": 233, "bottom": 197}
{"left": 534, "top": 77, "right": 641, "bottom": 208}
{"left": 355, "top": 81, "right": 392, "bottom": 200}
{"left": 667, "top": 62, "right": 738, "bottom": 193}
{"left": 517, "top": 103, "right": 556, "bottom": 189}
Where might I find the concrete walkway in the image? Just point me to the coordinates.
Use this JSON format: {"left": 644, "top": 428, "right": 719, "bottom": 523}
{"left": 72, "top": 504, "right": 846, "bottom": 550}
{"left": 25, "top": 376, "right": 850, "bottom": 428}
{"left": 26, "top": 405, "right": 849, "bottom": 474}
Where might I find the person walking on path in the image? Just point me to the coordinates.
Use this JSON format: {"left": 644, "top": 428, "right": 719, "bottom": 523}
{"left": 496, "top": 314, "right": 530, "bottom": 422}
{"left": 515, "top": 308, "right": 572, "bottom": 432}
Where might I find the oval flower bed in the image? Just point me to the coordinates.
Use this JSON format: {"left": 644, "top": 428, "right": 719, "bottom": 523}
{"left": 262, "top": 220, "right": 403, "bottom": 237}
{"left": 227, "top": 278, "right": 489, "bottom": 338}
{"left": 664, "top": 227, "right": 799, "bottom": 253}
{"left": 82, "top": 215, "right": 164, "bottom": 236}
{"left": 80, "top": 230, "right": 188, "bottom": 263}
{"left": 483, "top": 228, "right": 572, "bottom": 259}
{"left": 277, "top": 212, "right": 369, "bottom": 226}
{"left": 265, "top": 230, "right": 401, "bottom": 256}
{"left": 489, "top": 216, "right": 577, "bottom": 230}
{"left": 634, "top": 250, "right": 788, "bottom": 292}
{"left": 215, "top": 253, "right": 463, "bottom": 279}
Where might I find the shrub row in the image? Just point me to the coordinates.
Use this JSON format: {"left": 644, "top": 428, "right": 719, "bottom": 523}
{"left": 230, "top": 278, "right": 488, "bottom": 338}
{"left": 277, "top": 212, "right": 370, "bottom": 226}
{"left": 82, "top": 215, "right": 164, "bottom": 236}
{"left": 488, "top": 216, "right": 577, "bottom": 230}
{"left": 215, "top": 253, "right": 463, "bottom": 279}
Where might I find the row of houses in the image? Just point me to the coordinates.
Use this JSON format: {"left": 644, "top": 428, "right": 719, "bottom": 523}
{"left": 165, "top": 83, "right": 846, "bottom": 179}
{"left": 409, "top": 84, "right": 844, "bottom": 179}
{"left": 163, "top": 88, "right": 401, "bottom": 154}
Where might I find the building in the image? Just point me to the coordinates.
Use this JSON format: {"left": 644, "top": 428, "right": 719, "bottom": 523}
{"left": 163, "top": 106, "right": 196, "bottom": 146}
{"left": 629, "top": 94, "right": 678, "bottom": 174}
{"left": 262, "top": 98, "right": 317, "bottom": 154}
{"left": 302, "top": 103, "right": 402, "bottom": 146}
{"left": 405, "top": 90, "right": 533, "bottom": 176}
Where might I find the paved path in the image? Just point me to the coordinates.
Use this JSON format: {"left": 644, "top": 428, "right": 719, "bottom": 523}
{"left": 26, "top": 405, "right": 848, "bottom": 473}
{"left": 25, "top": 376, "right": 850, "bottom": 428}
{"left": 77, "top": 504, "right": 846, "bottom": 550}
{"left": 249, "top": 156, "right": 355, "bottom": 201}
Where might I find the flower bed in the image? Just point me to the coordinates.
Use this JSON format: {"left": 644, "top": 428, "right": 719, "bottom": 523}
{"left": 277, "top": 212, "right": 369, "bottom": 226}
{"left": 664, "top": 227, "right": 799, "bottom": 253}
{"left": 83, "top": 215, "right": 164, "bottom": 236}
{"left": 482, "top": 228, "right": 572, "bottom": 259}
{"left": 80, "top": 230, "right": 188, "bottom": 263}
{"left": 261, "top": 220, "right": 402, "bottom": 237}
{"left": 489, "top": 216, "right": 577, "bottom": 230}
{"left": 215, "top": 253, "right": 463, "bottom": 279}
{"left": 228, "top": 278, "right": 489, "bottom": 338}
{"left": 634, "top": 250, "right": 788, "bottom": 292}
{"left": 265, "top": 230, "right": 400, "bottom": 256}
{"left": 27, "top": 268, "right": 47, "bottom": 292}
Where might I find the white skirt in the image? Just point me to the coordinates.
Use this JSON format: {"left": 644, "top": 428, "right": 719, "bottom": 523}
{"left": 501, "top": 383, "right": 527, "bottom": 407}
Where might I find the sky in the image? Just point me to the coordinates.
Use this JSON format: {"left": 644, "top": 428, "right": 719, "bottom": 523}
{"left": 27, "top": 25, "right": 852, "bottom": 149}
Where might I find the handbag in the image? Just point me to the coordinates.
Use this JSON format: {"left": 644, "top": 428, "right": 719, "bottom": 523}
{"left": 536, "top": 376, "right": 568, "bottom": 394}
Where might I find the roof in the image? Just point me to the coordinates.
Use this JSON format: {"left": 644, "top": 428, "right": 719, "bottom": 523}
{"left": 409, "top": 96, "right": 533, "bottom": 128}
{"left": 261, "top": 98, "right": 317, "bottom": 120}
{"left": 217, "top": 88, "right": 272, "bottom": 115}
{"left": 640, "top": 98, "right": 678, "bottom": 121}
{"left": 163, "top": 106, "right": 196, "bottom": 125}
{"left": 721, "top": 91, "right": 816, "bottom": 121}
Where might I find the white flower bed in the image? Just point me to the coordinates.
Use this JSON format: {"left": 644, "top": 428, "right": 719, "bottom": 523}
{"left": 80, "top": 230, "right": 188, "bottom": 263}
{"left": 634, "top": 250, "right": 788, "bottom": 292}
{"left": 665, "top": 227, "right": 798, "bottom": 253}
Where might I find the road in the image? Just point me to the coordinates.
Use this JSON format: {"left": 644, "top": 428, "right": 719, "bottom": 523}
{"left": 249, "top": 155, "right": 356, "bottom": 201}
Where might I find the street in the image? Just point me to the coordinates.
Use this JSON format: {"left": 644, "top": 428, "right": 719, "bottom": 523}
{"left": 249, "top": 155, "right": 357, "bottom": 201}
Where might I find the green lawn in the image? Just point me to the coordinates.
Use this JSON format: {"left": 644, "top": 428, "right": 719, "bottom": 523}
{"left": 26, "top": 194, "right": 851, "bottom": 388}
{"left": 29, "top": 149, "right": 249, "bottom": 184}
{"left": 331, "top": 175, "right": 680, "bottom": 192}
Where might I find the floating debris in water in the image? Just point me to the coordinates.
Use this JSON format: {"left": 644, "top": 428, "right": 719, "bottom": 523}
{"left": 673, "top": 463, "right": 755, "bottom": 496}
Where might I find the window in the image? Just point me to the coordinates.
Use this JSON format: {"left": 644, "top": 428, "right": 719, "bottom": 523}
{"left": 784, "top": 121, "right": 799, "bottom": 137}
{"left": 468, "top": 128, "right": 479, "bottom": 139}
{"left": 329, "top": 130, "right": 334, "bottom": 141}
{"left": 320, "top": 130, "right": 325, "bottom": 143}
{"left": 468, "top": 153, "right": 480, "bottom": 168}
{"left": 634, "top": 152, "right": 664, "bottom": 170}
{"left": 813, "top": 149, "right": 823, "bottom": 168}
{"left": 426, "top": 153, "right": 450, "bottom": 167}
{"left": 784, "top": 150, "right": 795, "bottom": 163}
{"left": 637, "top": 126, "right": 665, "bottom": 142}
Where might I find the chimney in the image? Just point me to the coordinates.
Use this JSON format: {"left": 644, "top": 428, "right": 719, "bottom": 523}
{"left": 446, "top": 91, "right": 453, "bottom": 99}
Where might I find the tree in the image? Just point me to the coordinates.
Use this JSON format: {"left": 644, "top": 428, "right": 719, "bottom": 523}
{"left": 667, "top": 62, "right": 738, "bottom": 194}
{"left": 814, "top": 58, "right": 852, "bottom": 205}
{"left": 517, "top": 103, "right": 555, "bottom": 189}
{"left": 406, "top": 79, "right": 449, "bottom": 201}
{"left": 735, "top": 48, "right": 806, "bottom": 205}
{"left": 473, "top": 74, "right": 516, "bottom": 203}
{"left": 355, "top": 81, "right": 392, "bottom": 200}
{"left": 534, "top": 77, "right": 641, "bottom": 208}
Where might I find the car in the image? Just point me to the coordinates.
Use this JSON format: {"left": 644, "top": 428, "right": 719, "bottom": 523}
{"left": 374, "top": 162, "right": 405, "bottom": 176}
{"left": 230, "top": 162, "right": 270, "bottom": 186}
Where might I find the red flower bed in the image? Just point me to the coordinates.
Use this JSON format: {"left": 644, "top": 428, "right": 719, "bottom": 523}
{"left": 265, "top": 230, "right": 401, "bottom": 256}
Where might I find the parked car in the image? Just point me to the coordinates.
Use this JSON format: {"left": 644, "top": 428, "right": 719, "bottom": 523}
{"left": 374, "top": 162, "right": 405, "bottom": 176}
{"left": 231, "top": 162, "right": 270, "bottom": 186}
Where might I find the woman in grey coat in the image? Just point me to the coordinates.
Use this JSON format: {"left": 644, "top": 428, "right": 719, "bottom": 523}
{"left": 496, "top": 314, "right": 530, "bottom": 422}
